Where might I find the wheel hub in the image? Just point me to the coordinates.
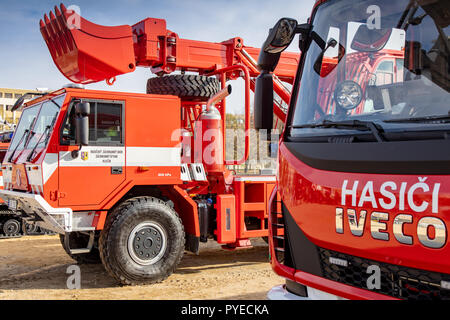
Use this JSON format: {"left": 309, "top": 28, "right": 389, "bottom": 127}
{"left": 3, "top": 219, "right": 20, "bottom": 236}
{"left": 128, "top": 222, "right": 167, "bottom": 265}
{"left": 24, "top": 222, "right": 38, "bottom": 234}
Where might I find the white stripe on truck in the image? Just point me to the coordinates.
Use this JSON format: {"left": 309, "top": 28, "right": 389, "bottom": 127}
{"left": 58, "top": 146, "right": 180, "bottom": 167}
{"left": 126, "top": 147, "right": 181, "bottom": 167}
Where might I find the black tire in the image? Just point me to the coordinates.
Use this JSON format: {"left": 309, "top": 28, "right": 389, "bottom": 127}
{"left": 59, "top": 232, "right": 102, "bottom": 264}
{"left": 146, "top": 75, "right": 220, "bottom": 101}
{"left": 3, "top": 218, "right": 21, "bottom": 236}
{"left": 99, "top": 197, "right": 185, "bottom": 285}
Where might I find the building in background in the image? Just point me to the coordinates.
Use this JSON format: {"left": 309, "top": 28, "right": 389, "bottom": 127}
{"left": 0, "top": 88, "right": 40, "bottom": 132}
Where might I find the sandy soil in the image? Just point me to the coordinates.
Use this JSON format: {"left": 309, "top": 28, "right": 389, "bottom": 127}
{"left": 0, "top": 235, "right": 283, "bottom": 300}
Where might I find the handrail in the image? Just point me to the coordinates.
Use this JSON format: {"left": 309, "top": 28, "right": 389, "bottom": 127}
{"left": 207, "top": 65, "right": 250, "bottom": 166}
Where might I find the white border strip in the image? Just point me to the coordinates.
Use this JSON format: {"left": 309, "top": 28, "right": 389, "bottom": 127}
{"left": 234, "top": 176, "right": 276, "bottom": 182}
{"left": 58, "top": 147, "right": 180, "bottom": 168}
{"left": 126, "top": 147, "right": 181, "bottom": 167}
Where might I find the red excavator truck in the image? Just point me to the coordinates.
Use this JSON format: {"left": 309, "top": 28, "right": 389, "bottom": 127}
{"left": 254, "top": 0, "right": 450, "bottom": 300}
{"left": 0, "top": 4, "right": 298, "bottom": 284}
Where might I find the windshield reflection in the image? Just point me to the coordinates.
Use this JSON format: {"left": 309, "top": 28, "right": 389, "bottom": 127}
{"left": 290, "top": 0, "right": 449, "bottom": 136}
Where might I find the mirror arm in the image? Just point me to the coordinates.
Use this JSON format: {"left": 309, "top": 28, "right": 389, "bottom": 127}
{"left": 71, "top": 100, "right": 90, "bottom": 158}
{"left": 295, "top": 23, "right": 312, "bottom": 36}
{"left": 310, "top": 31, "right": 326, "bottom": 50}
{"left": 71, "top": 144, "right": 82, "bottom": 159}
{"left": 296, "top": 23, "right": 313, "bottom": 52}
{"left": 71, "top": 99, "right": 82, "bottom": 159}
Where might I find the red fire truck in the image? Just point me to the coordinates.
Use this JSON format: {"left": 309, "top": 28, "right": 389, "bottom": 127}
{"left": 254, "top": 0, "right": 450, "bottom": 300}
{"left": 0, "top": 4, "right": 298, "bottom": 284}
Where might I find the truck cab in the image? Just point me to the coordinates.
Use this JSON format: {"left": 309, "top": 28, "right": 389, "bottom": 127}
{"left": 0, "top": 87, "right": 188, "bottom": 279}
{"left": 256, "top": 0, "right": 450, "bottom": 300}
{"left": 1, "top": 88, "right": 181, "bottom": 223}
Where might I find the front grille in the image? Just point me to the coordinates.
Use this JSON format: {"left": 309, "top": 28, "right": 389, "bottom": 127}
{"left": 319, "top": 248, "right": 450, "bottom": 300}
{"left": 270, "top": 199, "right": 285, "bottom": 263}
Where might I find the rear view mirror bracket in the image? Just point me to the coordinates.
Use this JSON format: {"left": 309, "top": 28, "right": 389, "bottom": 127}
{"left": 72, "top": 101, "right": 90, "bottom": 158}
{"left": 296, "top": 23, "right": 313, "bottom": 52}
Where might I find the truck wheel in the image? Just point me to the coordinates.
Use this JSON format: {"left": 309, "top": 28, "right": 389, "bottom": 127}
{"left": 99, "top": 197, "right": 185, "bottom": 285}
{"left": 146, "top": 75, "right": 220, "bottom": 101}
{"left": 3, "top": 219, "right": 21, "bottom": 236}
{"left": 59, "top": 233, "right": 102, "bottom": 264}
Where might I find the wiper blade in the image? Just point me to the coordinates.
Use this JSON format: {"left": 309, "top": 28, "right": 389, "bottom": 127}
{"left": 290, "top": 120, "right": 385, "bottom": 142}
{"left": 8, "top": 117, "right": 36, "bottom": 163}
{"left": 385, "top": 115, "right": 450, "bottom": 124}
{"left": 8, "top": 129, "right": 30, "bottom": 163}
{"left": 26, "top": 126, "right": 50, "bottom": 162}
{"left": 27, "top": 114, "right": 58, "bottom": 162}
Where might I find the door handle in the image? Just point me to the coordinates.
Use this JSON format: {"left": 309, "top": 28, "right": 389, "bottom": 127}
{"left": 111, "top": 167, "right": 123, "bottom": 175}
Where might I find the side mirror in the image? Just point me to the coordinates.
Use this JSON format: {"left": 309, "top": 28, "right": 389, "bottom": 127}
{"left": 258, "top": 18, "right": 298, "bottom": 72}
{"left": 254, "top": 71, "right": 274, "bottom": 130}
{"left": 11, "top": 92, "right": 47, "bottom": 112}
{"left": 11, "top": 96, "right": 26, "bottom": 112}
{"left": 263, "top": 18, "right": 298, "bottom": 54}
{"left": 75, "top": 102, "right": 90, "bottom": 147}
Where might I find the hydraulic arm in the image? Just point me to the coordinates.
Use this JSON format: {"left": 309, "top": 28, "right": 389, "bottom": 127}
{"left": 40, "top": 4, "right": 299, "bottom": 122}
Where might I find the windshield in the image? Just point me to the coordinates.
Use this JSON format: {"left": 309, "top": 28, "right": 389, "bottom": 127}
{"left": 8, "top": 105, "right": 40, "bottom": 152}
{"left": 27, "top": 96, "right": 63, "bottom": 150}
{"left": 9, "top": 95, "right": 64, "bottom": 153}
{"left": 289, "top": 0, "right": 449, "bottom": 139}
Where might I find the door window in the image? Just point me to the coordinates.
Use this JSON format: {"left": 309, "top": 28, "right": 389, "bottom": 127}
{"left": 61, "top": 100, "right": 124, "bottom": 146}
{"left": 375, "top": 60, "right": 394, "bottom": 85}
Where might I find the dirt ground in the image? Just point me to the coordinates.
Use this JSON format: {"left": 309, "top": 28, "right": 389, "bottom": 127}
{"left": 0, "top": 235, "right": 283, "bottom": 300}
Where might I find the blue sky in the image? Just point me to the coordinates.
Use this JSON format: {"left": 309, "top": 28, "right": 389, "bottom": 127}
{"left": 0, "top": 0, "right": 315, "bottom": 113}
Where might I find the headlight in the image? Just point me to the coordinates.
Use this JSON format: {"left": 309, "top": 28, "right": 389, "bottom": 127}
{"left": 334, "top": 80, "right": 363, "bottom": 110}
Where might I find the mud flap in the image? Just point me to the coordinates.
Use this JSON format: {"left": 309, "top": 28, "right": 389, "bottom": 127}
{"left": 185, "top": 233, "right": 200, "bottom": 255}
{"left": 161, "top": 186, "right": 201, "bottom": 254}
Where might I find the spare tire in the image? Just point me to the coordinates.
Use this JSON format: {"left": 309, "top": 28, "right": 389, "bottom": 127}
{"left": 146, "top": 75, "right": 220, "bottom": 101}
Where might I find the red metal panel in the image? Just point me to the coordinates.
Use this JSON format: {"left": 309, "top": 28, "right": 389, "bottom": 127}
{"left": 125, "top": 95, "right": 180, "bottom": 148}
{"left": 216, "top": 194, "right": 236, "bottom": 244}
{"left": 166, "top": 186, "right": 200, "bottom": 238}
{"left": 92, "top": 211, "right": 107, "bottom": 230}
{"left": 234, "top": 178, "right": 275, "bottom": 240}
{"left": 278, "top": 142, "right": 450, "bottom": 275}
{"left": 11, "top": 164, "right": 28, "bottom": 191}
{"left": 132, "top": 18, "right": 168, "bottom": 66}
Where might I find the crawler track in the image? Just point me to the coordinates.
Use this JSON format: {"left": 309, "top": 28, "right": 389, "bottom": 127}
{"left": 0, "top": 208, "right": 55, "bottom": 239}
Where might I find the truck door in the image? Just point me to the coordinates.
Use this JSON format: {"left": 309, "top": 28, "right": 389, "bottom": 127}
{"left": 58, "top": 99, "right": 125, "bottom": 206}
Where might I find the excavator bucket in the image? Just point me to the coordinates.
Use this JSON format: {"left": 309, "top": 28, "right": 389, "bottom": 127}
{"left": 40, "top": 4, "right": 136, "bottom": 84}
